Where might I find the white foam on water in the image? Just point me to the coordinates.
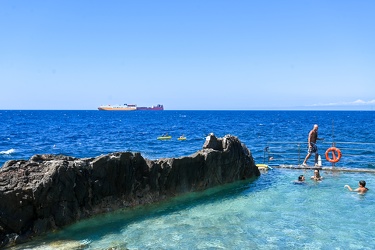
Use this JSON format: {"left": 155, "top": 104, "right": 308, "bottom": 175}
{"left": 0, "top": 148, "right": 15, "bottom": 155}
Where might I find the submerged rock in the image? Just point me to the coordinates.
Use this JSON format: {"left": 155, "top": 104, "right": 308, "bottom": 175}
{"left": 0, "top": 134, "right": 259, "bottom": 247}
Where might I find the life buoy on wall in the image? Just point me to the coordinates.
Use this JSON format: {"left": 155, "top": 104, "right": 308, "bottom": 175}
{"left": 325, "top": 147, "right": 342, "bottom": 163}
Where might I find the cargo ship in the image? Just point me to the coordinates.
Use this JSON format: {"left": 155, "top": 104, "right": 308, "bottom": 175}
{"left": 98, "top": 104, "right": 164, "bottom": 111}
{"left": 98, "top": 104, "right": 137, "bottom": 111}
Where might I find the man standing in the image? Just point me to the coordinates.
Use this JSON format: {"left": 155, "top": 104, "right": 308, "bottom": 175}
{"left": 302, "top": 124, "right": 324, "bottom": 166}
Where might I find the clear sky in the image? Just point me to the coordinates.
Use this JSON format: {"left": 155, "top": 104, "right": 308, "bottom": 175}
{"left": 1, "top": 0, "right": 374, "bottom": 110}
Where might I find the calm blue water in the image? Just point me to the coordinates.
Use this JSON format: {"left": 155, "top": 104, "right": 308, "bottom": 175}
{"left": 1, "top": 110, "right": 375, "bottom": 249}
{"left": 1, "top": 110, "right": 375, "bottom": 167}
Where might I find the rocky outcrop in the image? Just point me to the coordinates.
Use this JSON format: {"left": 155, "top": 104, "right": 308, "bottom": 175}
{"left": 0, "top": 134, "right": 259, "bottom": 247}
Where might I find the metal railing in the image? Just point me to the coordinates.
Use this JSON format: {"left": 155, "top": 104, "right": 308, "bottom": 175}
{"left": 262, "top": 141, "right": 375, "bottom": 169}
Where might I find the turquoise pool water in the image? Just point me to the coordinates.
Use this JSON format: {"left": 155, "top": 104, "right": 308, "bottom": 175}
{"left": 11, "top": 168, "right": 375, "bottom": 250}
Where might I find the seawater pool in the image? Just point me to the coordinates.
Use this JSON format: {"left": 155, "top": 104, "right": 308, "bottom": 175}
{"left": 10, "top": 169, "right": 375, "bottom": 250}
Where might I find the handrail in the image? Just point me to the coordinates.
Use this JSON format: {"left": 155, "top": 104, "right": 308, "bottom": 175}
{"left": 261, "top": 141, "right": 375, "bottom": 168}
{"left": 267, "top": 141, "right": 375, "bottom": 145}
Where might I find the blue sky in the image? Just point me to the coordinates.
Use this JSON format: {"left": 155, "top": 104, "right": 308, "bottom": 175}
{"left": 1, "top": 0, "right": 374, "bottom": 110}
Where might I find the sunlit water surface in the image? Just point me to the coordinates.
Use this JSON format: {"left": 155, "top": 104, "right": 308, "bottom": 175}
{"left": 10, "top": 169, "right": 375, "bottom": 250}
{"left": 2, "top": 111, "right": 375, "bottom": 249}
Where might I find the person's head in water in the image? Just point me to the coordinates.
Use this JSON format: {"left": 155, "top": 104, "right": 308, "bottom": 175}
{"left": 311, "top": 169, "right": 322, "bottom": 181}
{"left": 359, "top": 180, "right": 366, "bottom": 187}
{"left": 314, "top": 169, "right": 320, "bottom": 178}
{"left": 298, "top": 175, "right": 305, "bottom": 181}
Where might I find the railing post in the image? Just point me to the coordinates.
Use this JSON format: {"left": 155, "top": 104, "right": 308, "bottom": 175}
{"left": 332, "top": 142, "right": 336, "bottom": 168}
{"left": 262, "top": 146, "right": 267, "bottom": 164}
{"left": 265, "top": 141, "right": 375, "bottom": 169}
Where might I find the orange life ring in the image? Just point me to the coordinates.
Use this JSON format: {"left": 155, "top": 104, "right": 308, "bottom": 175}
{"left": 325, "top": 147, "right": 342, "bottom": 163}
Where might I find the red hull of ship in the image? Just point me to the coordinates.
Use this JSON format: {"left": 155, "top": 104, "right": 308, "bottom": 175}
{"left": 136, "top": 104, "right": 164, "bottom": 111}
{"left": 137, "top": 107, "right": 164, "bottom": 111}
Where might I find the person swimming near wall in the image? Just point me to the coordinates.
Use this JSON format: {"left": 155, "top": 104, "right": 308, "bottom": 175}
{"left": 294, "top": 175, "right": 306, "bottom": 184}
{"left": 344, "top": 180, "right": 369, "bottom": 194}
{"left": 311, "top": 169, "right": 323, "bottom": 181}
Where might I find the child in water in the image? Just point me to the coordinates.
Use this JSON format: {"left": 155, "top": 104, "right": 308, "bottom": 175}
{"left": 344, "top": 180, "right": 369, "bottom": 194}
{"left": 293, "top": 175, "right": 305, "bottom": 184}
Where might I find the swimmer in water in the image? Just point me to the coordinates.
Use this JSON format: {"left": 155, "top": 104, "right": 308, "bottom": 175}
{"left": 311, "top": 169, "right": 323, "bottom": 181}
{"left": 294, "top": 175, "right": 305, "bottom": 184}
{"left": 344, "top": 180, "right": 368, "bottom": 194}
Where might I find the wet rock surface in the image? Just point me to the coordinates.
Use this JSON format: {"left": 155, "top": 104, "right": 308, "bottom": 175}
{"left": 0, "top": 134, "right": 259, "bottom": 247}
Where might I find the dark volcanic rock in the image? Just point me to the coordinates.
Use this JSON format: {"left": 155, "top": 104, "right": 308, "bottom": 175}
{"left": 0, "top": 134, "right": 259, "bottom": 247}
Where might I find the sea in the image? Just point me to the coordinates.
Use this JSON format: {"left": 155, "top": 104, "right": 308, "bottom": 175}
{"left": 1, "top": 110, "right": 375, "bottom": 249}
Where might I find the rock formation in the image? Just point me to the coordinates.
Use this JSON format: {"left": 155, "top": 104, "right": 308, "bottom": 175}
{"left": 0, "top": 134, "right": 259, "bottom": 247}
